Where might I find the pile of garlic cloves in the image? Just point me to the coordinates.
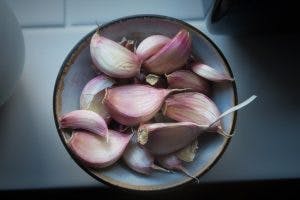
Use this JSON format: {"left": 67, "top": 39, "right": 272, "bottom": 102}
{"left": 59, "top": 29, "right": 256, "bottom": 179}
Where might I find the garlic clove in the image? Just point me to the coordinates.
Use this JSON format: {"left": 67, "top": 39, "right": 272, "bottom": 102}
{"left": 192, "top": 62, "right": 234, "bottom": 82}
{"left": 122, "top": 132, "right": 170, "bottom": 175}
{"left": 136, "top": 35, "right": 171, "bottom": 62}
{"left": 163, "top": 92, "right": 221, "bottom": 129}
{"left": 123, "top": 138, "right": 154, "bottom": 175}
{"left": 80, "top": 75, "right": 115, "bottom": 122}
{"left": 143, "top": 29, "right": 192, "bottom": 75}
{"left": 166, "top": 70, "right": 210, "bottom": 95}
{"left": 163, "top": 93, "right": 257, "bottom": 137}
{"left": 137, "top": 122, "right": 208, "bottom": 155}
{"left": 90, "top": 32, "right": 141, "bottom": 78}
{"left": 68, "top": 130, "right": 132, "bottom": 168}
{"left": 59, "top": 110, "right": 108, "bottom": 137}
{"left": 156, "top": 154, "right": 199, "bottom": 182}
{"left": 176, "top": 140, "right": 198, "bottom": 162}
{"left": 138, "top": 95, "right": 257, "bottom": 154}
{"left": 104, "top": 84, "right": 182, "bottom": 126}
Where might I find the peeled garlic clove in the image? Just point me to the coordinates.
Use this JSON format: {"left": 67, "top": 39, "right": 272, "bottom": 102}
{"left": 104, "top": 84, "right": 181, "bottom": 126}
{"left": 192, "top": 62, "right": 234, "bottom": 82}
{"left": 137, "top": 122, "right": 208, "bottom": 155}
{"left": 59, "top": 110, "right": 108, "bottom": 137}
{"left": 69, "top": 130, "right": 132, "bottom": 168}
{"left": 90, "top": 32, "right": 141, "bottom": 78}
{"left": 176, "top": 140, "right": 198, "bottom": 162}
{"left": 156, "top": 154, "right": 199, "bottom": 182}
{"left": 80, "top": 75, "right": 115, "bottom": 122}
{"left": 136, "top": 35, "right": 171, "bottom": 62}
{"left": 143, "top": 30, "right": 191, "bottom": 75}
{"left": 166, "top": 70, "right": 210, "bottom": 95}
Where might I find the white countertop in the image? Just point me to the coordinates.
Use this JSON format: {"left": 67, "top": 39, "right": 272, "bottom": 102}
{"left": 0, "top": 20, "right": 299, "bottom": 190}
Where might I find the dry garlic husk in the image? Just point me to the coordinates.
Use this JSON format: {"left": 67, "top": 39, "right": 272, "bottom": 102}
{"left": 59, "top": 110, "right": 108, "bottom": 138}
{"left": 136, "top": 35, "right": 171, "bottom": 62}
{"left": 80, "top": 75, "right": 115, "bottom": 122}
{"left": 104, "top": 84, "right": 182, "bottom": 126}
{"left": 69, "top": 130, "right": 132, "bottom": 168}
{"left": 144, "top": 29, "right": 192, "bottom": 74}
{"left": 90, "top": 32, "right": 141, "bottom": 78}
{"left": 192, "top": 62, "right": 234, "bottom": 82}
{"left": 166, "top": 70, "right": 210, "bottom": 95}
{"left": 145, "top": 74, "right": 160, "bottom": 86}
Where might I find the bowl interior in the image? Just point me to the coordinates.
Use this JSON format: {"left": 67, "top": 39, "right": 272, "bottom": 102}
{"left": 53, "top": 16, "right": 236, "bottom": 191}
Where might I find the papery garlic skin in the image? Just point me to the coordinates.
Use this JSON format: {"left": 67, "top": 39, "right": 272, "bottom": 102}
{"left": 144, "top": 29, "right": 192, "bottom": 74}
{"left": 136, "top": 35, "right": 171, "bottom": 62}
{"left": 104, "top": 85, "right": 175, "bottom": 126}
{"left": 192, "top": 62, "right": 234, "bottom": 82}
{"left": 145, "top": 74, "right": 160, "bottom": 86}
{"left": 80, "top": 75, "right": 115, "bottom": 122}
{"left": 59, "top": 110, "right": 108, "bottom": 137}
{"left": 90, "top": 32, "right": 141, "bottom": 78}
{"left": 69, "top": 130, "right": 132, "bottom": 168}
{"left": 166, "top": 70, "right": 210, "bottom": 95}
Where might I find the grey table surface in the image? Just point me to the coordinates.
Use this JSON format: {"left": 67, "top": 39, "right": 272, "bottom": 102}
{"left": 0, "top": 21, "right": 299, "bottom": 190}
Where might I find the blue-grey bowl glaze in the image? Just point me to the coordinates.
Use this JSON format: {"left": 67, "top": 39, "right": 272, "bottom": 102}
{"left": 53, "top": 15, "right": 237, "bottom": 191}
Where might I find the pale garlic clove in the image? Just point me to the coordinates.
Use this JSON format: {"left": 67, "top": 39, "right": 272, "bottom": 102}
{"left": 90, "top": 32, "right": 141, "bottom": 78}
{"left": 68, "top": 130, "right": 132, "bottom": 168}
{"left": 176, "top": 140, "right": 198, "bottom": 162}
{"left": 136, "top": 35, "right": 171, "bottom": 62}
{"left": 192, "top": 62, "right": 234, "bottom": 82}
{"left": 166, "top": 70, "right": 210, "bottom": 95}
{"left": 123, "top": 138, "right": 154, "bottom": 175}
{"left": 143, "top": 29, "right": 192, "bottom": 75}
{"left": 156, "top": 154, "right": 199, "bottom": 182}
{"left": 123, "top": 133, "right": 169, "bottom": 175}
{"left": 80, "top": 75, "right": 115, "bottom": 122}
{"left": 103, "top": 84, "right": 183, "bottom": 126}
{"left": 59, "top": 110, "right": 108, "bottom": 137}
{"left": 137, "top": 122, "right": 208, "bottom": 155}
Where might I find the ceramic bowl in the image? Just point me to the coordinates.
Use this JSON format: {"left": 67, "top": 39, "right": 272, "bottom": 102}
{"left": 53, "top": 15, "right": 237, "bottom": 191}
